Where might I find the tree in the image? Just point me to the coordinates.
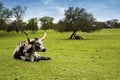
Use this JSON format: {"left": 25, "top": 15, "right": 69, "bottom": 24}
{"left": 0, "top": 2, "right": 12, "bottom": 30}
{"left": 12, "top": 5, "right": 27, "bottom": 32}
{"left": 106, "top": 19, "right": 119, "bottom": 28}
{"left": 27, "top": 18, "right": 38, "bottom": 33}
{"left": 118, "top": 22, "right": 120, "bottom": 28}
{"left": 7, "top": 20, "right": 27, "bottom": 32}
{"left": 55, "top": 7, "right": 99, "bottom": 39}
{"left": 39, "top": 16, "right": 54, "bottom": 30}
{"left": 94, "top": 21, "right": 107, "bottom": 28}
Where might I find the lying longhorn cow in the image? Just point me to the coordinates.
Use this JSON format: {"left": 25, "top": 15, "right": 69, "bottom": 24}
{"left": 13, "top": 31, "right": 51, "bottom": 61}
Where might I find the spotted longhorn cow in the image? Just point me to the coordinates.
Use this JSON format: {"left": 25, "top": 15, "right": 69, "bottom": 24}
{"left": 13, "top": 31, "right": 51, "bottom": 61}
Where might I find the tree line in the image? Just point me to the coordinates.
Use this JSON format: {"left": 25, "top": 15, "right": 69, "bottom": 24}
{"left": 0, "top": 2, "right": 120, "bottom": 39}
{"left": 0, "top": 2, "right": 54, "bottom": 33}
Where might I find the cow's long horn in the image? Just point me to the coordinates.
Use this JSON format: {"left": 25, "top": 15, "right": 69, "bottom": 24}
{"left": 19, "top": 26, "right": 31, "bottom": 43}
{"left": 40, "top": 31, "right": 46, "bottom": 41}
{"left": 23, "top": 31, "right": 31, "bottom": 43}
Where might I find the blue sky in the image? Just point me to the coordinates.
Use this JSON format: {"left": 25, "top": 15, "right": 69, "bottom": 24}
{"left": 0, "top": 0, "right": 120, "bottom": 22}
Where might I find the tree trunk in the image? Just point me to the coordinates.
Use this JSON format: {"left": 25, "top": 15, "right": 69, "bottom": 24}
{"left": 69, "top": 31, "right": 76, "bottom": 39}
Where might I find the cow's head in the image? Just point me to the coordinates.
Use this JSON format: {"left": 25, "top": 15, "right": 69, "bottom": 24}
{"left": 23, "top": 31, "right": 46, "bottom": 52}
{"left": 30, "top": 32, "right": 46, "bottom": 52}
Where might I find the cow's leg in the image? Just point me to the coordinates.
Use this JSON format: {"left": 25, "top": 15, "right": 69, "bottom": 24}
{"left": 34, "top": 52, "right": 51, "bottom": 61}
{"left": 14, "top": 52, "right": 21, "bottom": 59}
{"left": 20, "top": 56, "right": 26, "bottom": 61}
{"left": 38, "top": 56, "right": 51, "bottom": 60}
{"left": 22, "top": 53, "right": 34, "bottom": 61}
{"left": 30, "top": 54, "right": 34, "bottom": 61}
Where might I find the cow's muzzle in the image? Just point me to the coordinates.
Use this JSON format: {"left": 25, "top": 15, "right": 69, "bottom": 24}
{"left": 41, "top": 48, "right": 46, "bottom": 52}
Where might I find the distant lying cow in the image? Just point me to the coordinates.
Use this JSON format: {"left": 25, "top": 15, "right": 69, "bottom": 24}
{"left": 13, "top": 31, "right": 51, "bottom": 61}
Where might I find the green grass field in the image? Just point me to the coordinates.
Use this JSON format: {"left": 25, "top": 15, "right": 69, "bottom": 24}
{"left": 0, "top": 29, "right": 120, "bottom": 80}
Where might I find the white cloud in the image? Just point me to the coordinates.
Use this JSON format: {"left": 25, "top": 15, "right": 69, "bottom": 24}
{"left": 41, "top": 0, "right": 53, "bottom": 5}
{"left": 55, "top": 6, "right": 66, "bottom": 14}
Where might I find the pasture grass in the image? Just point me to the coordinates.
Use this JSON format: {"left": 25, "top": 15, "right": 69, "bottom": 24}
{"left": 0, "top": 29, "right": 120, "bottom": 80}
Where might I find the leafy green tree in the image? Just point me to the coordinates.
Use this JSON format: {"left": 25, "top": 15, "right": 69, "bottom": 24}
{"left": 55, "top": 7, "right": 99, "bottom": 39}
{"left": 39, "top": 16, "right": 54, "bottom": 30}
{"left": 27, "top": 18, "right": 38, "bottom": 33}
{"left": 0, "top": 2, "right": 12, "bottom": 30}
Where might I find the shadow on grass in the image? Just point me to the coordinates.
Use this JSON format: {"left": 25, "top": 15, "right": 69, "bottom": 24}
{"left": 58, "top": 38, "right": 95, "bottom": 41}
{"left": 58, "top": 36, "right": 111, "bottom": 41}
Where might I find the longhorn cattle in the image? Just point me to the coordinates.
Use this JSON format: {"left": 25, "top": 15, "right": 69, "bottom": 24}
{"left": 13, "top": 31, "right": 51, "bottom": 61}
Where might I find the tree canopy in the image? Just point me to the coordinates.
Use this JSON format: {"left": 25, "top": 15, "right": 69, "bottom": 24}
{"left": 39, "top": 16, "right": 54, "bottom": 30}
{"left": 12, "top": 5, "right": 26, "bottom": 21}
{"left": 0, "top": 2, "right": 12, "bottom": 30}
{"left": 55, "top": 7, "right": 99, "bottom": 39}
{"left": 27, "top": 18, "right": 38, "bottom": 33}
